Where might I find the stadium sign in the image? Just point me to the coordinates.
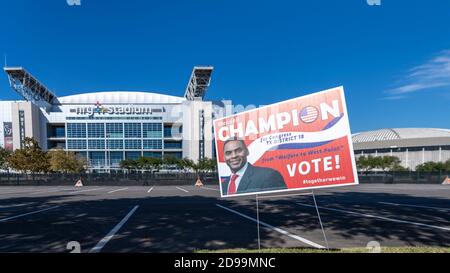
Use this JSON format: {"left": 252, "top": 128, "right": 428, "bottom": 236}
{"left": 214, "top": 86, "right": 359, "bottom": 198}
{"left": 73, "top": 101, "right": 153, "bottom": 116}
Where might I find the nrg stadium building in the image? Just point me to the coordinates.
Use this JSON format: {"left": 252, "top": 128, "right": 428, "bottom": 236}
{"left": 0, "top": 66, "right": 232, "bottom": 172}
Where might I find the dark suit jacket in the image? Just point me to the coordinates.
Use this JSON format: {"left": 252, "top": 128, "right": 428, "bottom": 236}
{"left": 222, "top": 164, "right": 287, "bottom": 195}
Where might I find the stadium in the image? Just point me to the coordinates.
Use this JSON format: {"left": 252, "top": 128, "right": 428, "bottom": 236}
{"left": 1, "top": 66, "right": 449, "bottom": 173}
{"left": 0, "top": 66, "right": 232, "bottom": 172}
{"left": 352, "top": 128, "right": 450, "bottom": 170}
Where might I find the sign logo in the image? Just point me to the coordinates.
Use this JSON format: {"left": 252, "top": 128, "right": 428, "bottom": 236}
{"left": 3, "top": 122, "right": 12, "bottom": 137}
{"left": 300, "top": 106, "right": 319, "bottom": 123}
{"left": 73, "top": 101, "right": 154, "bottom": 116}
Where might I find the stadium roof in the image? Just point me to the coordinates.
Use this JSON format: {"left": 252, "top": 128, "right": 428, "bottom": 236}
{"left": 57, "top": 91, "right": 185, "bottom": 105}
{"left": 352, "top": 128, "right": 450, "bottom": 150}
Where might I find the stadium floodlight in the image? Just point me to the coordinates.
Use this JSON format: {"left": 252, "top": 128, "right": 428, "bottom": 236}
{"left": 3, "top": 67, "right": 57, "bottom": 109}
{"left": 184, "top": 66, "right": 213, "bottom": 101}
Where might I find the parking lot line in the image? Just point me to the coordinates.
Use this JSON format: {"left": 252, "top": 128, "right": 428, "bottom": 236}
{"left": 216, "top": 204, "right": 325, "bottom": 249}
{"left": 68, "top": 188, "right": 105, "bottom": 194}
{"left": 296, "top": 202, "right": 450, "bottom": 232}
{"left": 0, "top": 206, "right": 60, "bottom": 223}
{"left": 0, "top": 203, "right": 33, "bottom": 209}
{"left": 175, "top": 186, "right": 189, "bottom": 193}
{"left": 378, "top": 202, "right": 450, "bottom": 211}
{"left": 201, "top": 186, "right": 219, "bottom": 191}
{"left": 89, "top": 205, "right": 139, "bottom": 253}
{"left": 107, "top": 187, "right": 129, "bottom": 194}
{"left": 147, "top": 187, "right": 154, "bottom": 193}
{"left": 0, "top": 189, "right": 40, "bottom": 195}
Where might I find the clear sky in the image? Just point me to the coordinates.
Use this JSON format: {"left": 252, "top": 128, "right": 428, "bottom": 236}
{"left": 0, "top": 0, "right": 449, "bottom": 133}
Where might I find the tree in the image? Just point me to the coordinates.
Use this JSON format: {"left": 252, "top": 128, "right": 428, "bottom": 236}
{"left": 198, "top": 158, "right": 217, "bottom": 173}
{"left": 48, "top": 149, "right": 86, "bottom": 173}
{"left": 180, "top": 157, "right": 217, "bottom": 183}
{"left": 0, "top": 147, "right": 11, "bottom": 172}
{"left": 379, "top": 156, "right": 402, "bottom": 172}
{"left": 8, "top": 137, "right": 50, "bottom": 174}
{"left": 138, "top": 156, "right": 162, "bottom": 173}
{"left": 120, "top": 159, "right": 138, "bottom": 172}
{"left": 356, "top": 155, "right": 404, "bottom": 172}
{"left": 416, "top": 161, "right": 447, "bottom": 172}
{"left": 162, "top": 155, "right": 179, "bottom": 166}
{"left": 356, "top": 156, "right": 372, "bottom": 172}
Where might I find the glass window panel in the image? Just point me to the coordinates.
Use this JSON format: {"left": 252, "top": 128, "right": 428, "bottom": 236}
{"left": 143, "top": 123, "right": 162, "bottom": 138}
{"left": 125, "top": 139, "right": 142, "bottom": 149}
{"left": 143, "top": 139, "right": 162, "bottom": 149}
{"left": 66, "top": 123, "right": 86, "bottom": 138}
{"left": 125, "top": 151, "right": 141, "bottom": 160}
{"left": 107, "top": 139, "right": 123, "bottom": 149}
{"left": 106, "top": 123, "right": 123, "bottom": 138}
{"left": 88, "top": 123, "right": 105, "bottom": 138}
{"left": 164, "top": 141, "right": 182, "bottom": 149}
{"left": 67, "top": 139, "right": 87, "bottom": 149}
{"left": 109, "top": 151, "right": 124, "bottom": 167}
{"left": 89, "top": 151, "right": 105, "bottom": 167}
{"left": 143, "top": 151, "right": 162, "bottom": 158}
{"left": 88, "top": 139, "right": 105, "bottom": 149}
{"left": 124, "top": 123, "right": 141, "bottom": 138}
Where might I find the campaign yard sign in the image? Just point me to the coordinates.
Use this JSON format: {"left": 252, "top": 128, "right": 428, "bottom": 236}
{"left": 214, "top": 86, "right": 358, "bottom": 198}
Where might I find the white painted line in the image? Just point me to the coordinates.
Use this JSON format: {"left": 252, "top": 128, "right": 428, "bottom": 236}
{"left": 379, "top": 202, "right": 450, "bottom": 212}
{"left": 201, "top": 186, "right": 219, "bottom": 191}
{"left": 29, "top": 190, "right": 50, "bottom": 195}
{"left": 0, "top": 206, "right": 60, "bottom": 223}
{"left": 31, "top": 188, "right": 77, "bottom": 195}
{"left": 257, "top": 192, "right": 314, "bottom": 200}
{"left": 296, "top": 202, "right": 450, "bottom": 232}
{"left": 0, "top": 190, "right": 38, "bottom": 195}
{"left": 216, "top": 204, "right": 325, "bottom": 249}
{"left": 0, "top": 203, "right": 32, "bottom": 209}
{"left": 107, "top": 187, "right": 129, "bottom": 194}
{"left": 69, "top": 188, "right": 104, "bottom": 194}
{"left": 147, "top": 187, "right": 154, "bottom": 193}
{"left": 176, "top": 186, "right": 189, "bottom": 193}
{"left": 89, "top": 205, "right": 139, "bottom": 253}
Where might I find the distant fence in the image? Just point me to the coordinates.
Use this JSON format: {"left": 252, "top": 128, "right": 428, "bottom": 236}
{"left": 0, "top": 172, "right": 219, "bottom": 186}
{"left": 0, "top": 171, "right": 448, "bottom": 186}
{"left": 358, "top": 171, "right": 450, "bottom": 184}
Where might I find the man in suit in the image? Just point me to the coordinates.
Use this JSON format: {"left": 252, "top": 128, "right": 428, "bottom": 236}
{"left": 221, "top": 138, "right": 287, "bottom": 196}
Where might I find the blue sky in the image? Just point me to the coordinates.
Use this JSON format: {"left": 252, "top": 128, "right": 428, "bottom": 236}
{"left": 0, "top": 0, "right": 449, "bottom": 133}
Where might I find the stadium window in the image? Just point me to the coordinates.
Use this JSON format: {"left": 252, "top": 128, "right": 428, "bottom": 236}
{"left": 87, "top": 123, "right": 105, "bottom": 138}
{"left": 124, "top": 123, "right": 142, "bottom": 138}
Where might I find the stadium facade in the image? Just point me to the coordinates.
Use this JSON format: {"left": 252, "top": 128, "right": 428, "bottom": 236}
{"left": 0, "top": 66, "right": 232, "bottom": 172}
{"left": 1, "top": 66, "right": 449, "bottom": 173}
{"left": 352, "top": 128, "right": 450, "bottom": 170}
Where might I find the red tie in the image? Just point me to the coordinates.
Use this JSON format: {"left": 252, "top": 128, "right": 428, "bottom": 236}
{"left": 228, "top": 174, "right": 239, "bottom": 195}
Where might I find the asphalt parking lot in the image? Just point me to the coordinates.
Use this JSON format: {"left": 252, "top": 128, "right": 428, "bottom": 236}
{"left": 0, "top": 183, "right": 449, "bottom": 252}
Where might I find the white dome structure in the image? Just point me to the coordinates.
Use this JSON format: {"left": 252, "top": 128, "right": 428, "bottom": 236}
{"left": 352, "top": 128, "right": 450, "bottom": 170}
{"left": 57, "top": 91, "right": 185, "bottom": 105}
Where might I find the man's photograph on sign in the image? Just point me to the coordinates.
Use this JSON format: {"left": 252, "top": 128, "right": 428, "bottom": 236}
{"left": 214, "top": 86, "right": 359, "bottom": 198}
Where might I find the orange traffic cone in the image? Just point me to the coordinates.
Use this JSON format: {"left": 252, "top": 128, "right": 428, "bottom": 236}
{"left": 75, "top": 178, "right": 83, "bottom": 187}
{"left": 442, "top": 176, "right": 450, "bottom": 185}
{"left": 195, "top": 177, "right": 203, "bottom": 187}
